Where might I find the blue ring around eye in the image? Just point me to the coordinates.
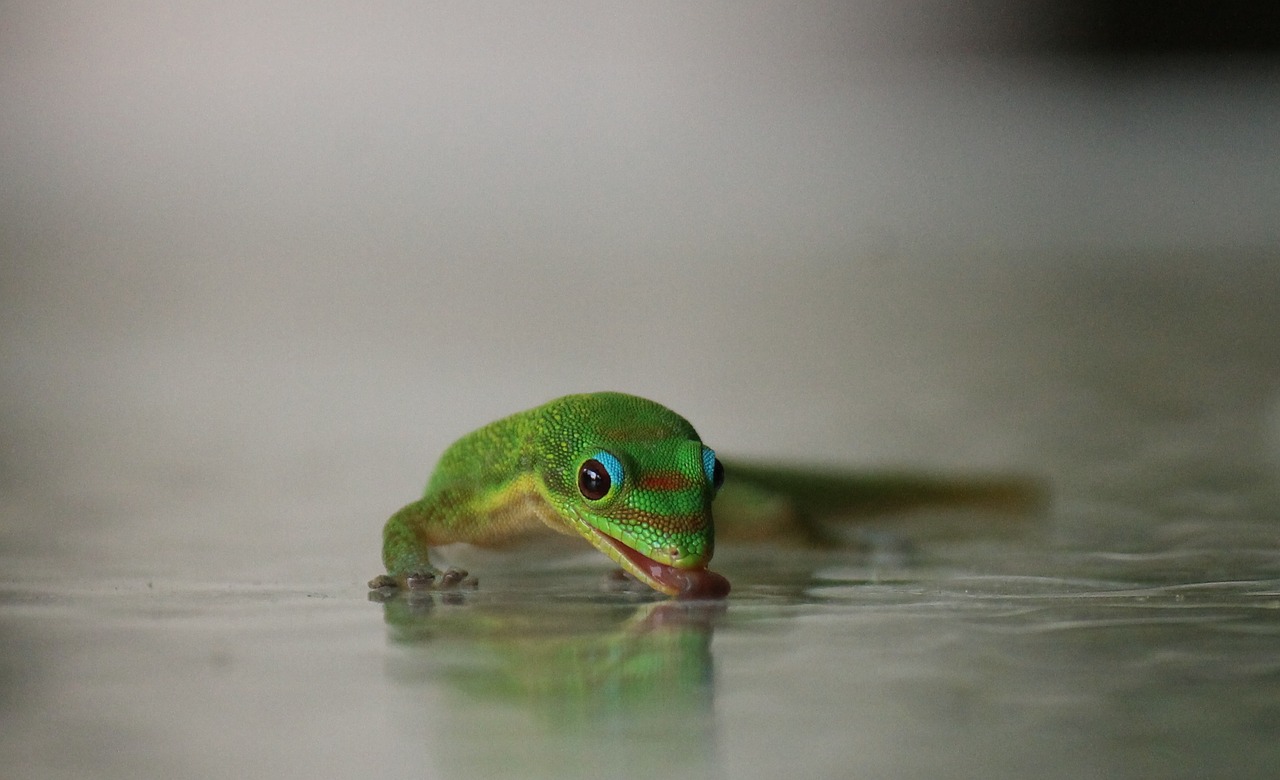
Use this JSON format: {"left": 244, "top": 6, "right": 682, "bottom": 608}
{"left": 591, "top": 450, "right": 625, "bottom": 494}
{"left": 702, "top": 447, "right": 717, "bottom": 486}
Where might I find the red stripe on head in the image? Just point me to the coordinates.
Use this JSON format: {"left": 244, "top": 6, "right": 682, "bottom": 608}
{"left": 637, "top": 471, "right": 693, "bottom": 492}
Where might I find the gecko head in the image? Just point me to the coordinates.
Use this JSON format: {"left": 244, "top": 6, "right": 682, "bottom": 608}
{"left": 537, "top": 393, "right": 729, "bottom": 599}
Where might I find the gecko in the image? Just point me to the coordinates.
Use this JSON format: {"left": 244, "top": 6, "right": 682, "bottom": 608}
{"left": 369, "top": 391, "right": 1041, "bottom": 599}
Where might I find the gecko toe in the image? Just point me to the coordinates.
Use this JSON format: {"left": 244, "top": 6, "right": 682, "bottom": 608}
{"left": 438, "top": 568, "right": 473, "bottom": 587}
{"left": 404, "top": 571, "right": 438, "bottom": 589}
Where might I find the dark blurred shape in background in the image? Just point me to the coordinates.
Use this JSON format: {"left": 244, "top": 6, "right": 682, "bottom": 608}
{"left": 842, "top": 1, "right": 1280, "bottom": 60}
{"left": 1057, "top": 1, "right": 1280, "bottom": 59}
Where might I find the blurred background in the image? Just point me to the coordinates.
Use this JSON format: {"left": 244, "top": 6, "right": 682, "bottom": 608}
{"left": 2, "top": 1, "right": 1278, "bottom": 582}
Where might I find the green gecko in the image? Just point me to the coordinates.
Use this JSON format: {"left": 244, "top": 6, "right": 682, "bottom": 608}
{"left": 370, "top": 391, "right": 1042, "bottom": 600}
{"left": 371, "top": 392, "right": 729, "bottom": 599}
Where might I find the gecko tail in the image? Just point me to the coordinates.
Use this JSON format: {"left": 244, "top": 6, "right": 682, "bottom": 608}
{"left": 716, "top": 460, "right": 1048, "bottom": 546}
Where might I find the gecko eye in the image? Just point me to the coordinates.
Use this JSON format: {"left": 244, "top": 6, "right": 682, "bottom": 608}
{"left": 702, "top": 448, "right": 725, "bottom": 492}
{"left": 578, "top": 451, "right": 623, "bottom": 501}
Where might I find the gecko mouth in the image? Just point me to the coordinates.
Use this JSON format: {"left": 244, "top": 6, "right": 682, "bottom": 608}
{"left": 588, "top": 528, "right": 730, "bottom": 600}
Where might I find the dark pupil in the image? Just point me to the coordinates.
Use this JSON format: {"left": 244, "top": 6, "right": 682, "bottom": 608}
{"left": 713, "top": 459, "right": 725, "bottom": 490}
{"left": 578, "top": 459, "right": 611, "bottom": 500}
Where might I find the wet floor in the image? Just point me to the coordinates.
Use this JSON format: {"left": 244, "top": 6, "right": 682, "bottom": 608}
{"left": 3, "top": 526, "right": 1279, "bottom": 779}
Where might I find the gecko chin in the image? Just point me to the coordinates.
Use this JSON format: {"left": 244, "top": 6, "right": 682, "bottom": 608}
{"left": 587, "top": 527, "right": 731, "bottom": 600}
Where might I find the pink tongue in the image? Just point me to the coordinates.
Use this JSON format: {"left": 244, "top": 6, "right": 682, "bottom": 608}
{"left": 667, "top": 567, "right": 731, "bottom": 599}
{"left": 612, "top": 541, "right": 731, "bottom": 599}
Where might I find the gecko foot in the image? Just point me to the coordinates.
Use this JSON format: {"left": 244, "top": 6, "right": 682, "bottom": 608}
{"left": 367, "top": 569, "right": 477, "bottom": 591}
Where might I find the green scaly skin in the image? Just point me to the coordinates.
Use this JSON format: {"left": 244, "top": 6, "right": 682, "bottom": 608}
{"left": 374, "top": 392, "right": 728, "bottom": 599}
